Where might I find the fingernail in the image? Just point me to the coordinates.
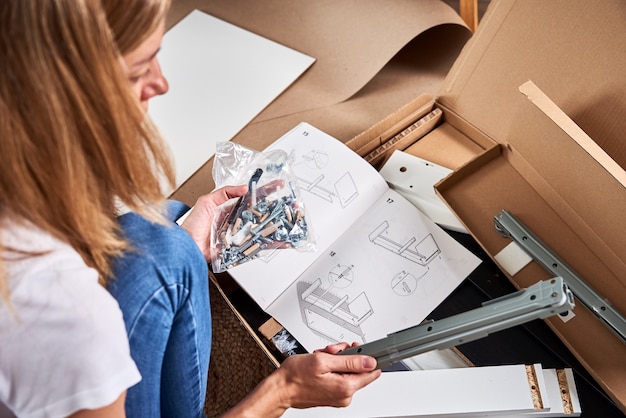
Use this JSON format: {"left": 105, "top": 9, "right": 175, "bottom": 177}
{"left": 363, "top": 357, "right": 376, "bottom": 369}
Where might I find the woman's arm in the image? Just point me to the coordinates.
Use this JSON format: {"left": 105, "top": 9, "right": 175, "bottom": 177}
{"left": 222, "top": 344, "right": 381, "bottom": 418}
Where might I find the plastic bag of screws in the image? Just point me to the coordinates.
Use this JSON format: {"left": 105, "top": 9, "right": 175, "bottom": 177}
{"left": 210, "top": 141, "right": 316, "bottom": 272}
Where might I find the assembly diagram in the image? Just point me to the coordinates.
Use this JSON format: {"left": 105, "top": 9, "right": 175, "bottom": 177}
{"left": 294, "top": 149, "right": 359, "bottom": 208}
{"left": 301, "top": 149, "right": 329, "bottom": 170}
{"left": 369, "top": 221, "right": 441, "bottom": 265}
{"left": 391, "top": 270, "right": 426, "bottom": 296}
{"left": 297, "top": 264, "right": 373, "bottom": 344}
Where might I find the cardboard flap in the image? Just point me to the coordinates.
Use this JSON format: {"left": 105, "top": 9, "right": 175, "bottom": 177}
{"left": 504, "top": 81, "right": 626, "bottom": 283}
{"left": 435, "top": 139, "right": 626, "bottom": 414}
{"left": 430, "top": 1, "right": 626, "bottom": 410}
{"left": 438, "top": 0, "right": 626, "bottom": 170}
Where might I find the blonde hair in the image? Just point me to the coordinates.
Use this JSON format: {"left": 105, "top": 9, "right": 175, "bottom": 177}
{"left": 103, "top": 0, "right": 172, "bottom": 55}
{"left": 0, "top": 0, "right": 174, "bottom": 298}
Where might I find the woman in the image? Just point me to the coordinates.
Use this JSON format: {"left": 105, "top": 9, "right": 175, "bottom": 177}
{"left": 0, "top": 0, "right": 380, "bottom": 417}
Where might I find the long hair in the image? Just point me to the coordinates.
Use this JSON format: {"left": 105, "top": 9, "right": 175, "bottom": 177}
{"left": 0, "top": 0, "right": 174, "bottom": 299}
{"left": 103, "top": 0, "right": 172, "bottom": 55}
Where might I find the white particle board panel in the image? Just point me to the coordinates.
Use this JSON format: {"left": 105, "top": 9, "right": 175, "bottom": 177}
{"left": 282, "top": 364, "right": 547, "bottom": 418}
{"left": 149, "top": 10, "right": 315, "bottom": 187}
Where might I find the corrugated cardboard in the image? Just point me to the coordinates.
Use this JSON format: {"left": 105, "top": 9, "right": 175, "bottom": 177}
{"left": 346, "top": 0, "right": 626, "bottom": 412}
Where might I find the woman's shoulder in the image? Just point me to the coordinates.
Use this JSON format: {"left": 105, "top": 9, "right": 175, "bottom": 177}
{"left": 0, "top": 217, "right": 122, "bottom": 339}
{"left": 1, "top": 218, "right": 85, "bottom": 266}
{"left": 1, "top": 218, "right": 102, "bottom": 291}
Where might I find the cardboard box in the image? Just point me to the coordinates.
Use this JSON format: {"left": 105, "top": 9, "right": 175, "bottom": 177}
{"left": 346, "top": 0, "right": 626, "bottom": 413}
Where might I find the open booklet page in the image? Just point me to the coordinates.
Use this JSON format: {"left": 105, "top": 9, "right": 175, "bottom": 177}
{"left": 227, "top": 123, "right": 481, "bottom": 351}
{"left": 228, "top": 123, "right": 390, "bottom": 310}
{"left": 267, "top": 186, "right": 482, "bottom": 351}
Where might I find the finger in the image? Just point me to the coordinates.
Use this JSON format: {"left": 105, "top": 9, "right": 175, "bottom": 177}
{"left": 323, "top": 353, "right": 378, "bottom": 373}
{"left": 343, "top": 367, "right": 382, "bottom": 390}
{"left": 314, "top": 343, "right": 348, "bottom": 354}
{"left": 222, "top": 184, "right": 249, "bottom": 200}
{"left": 209, "top": 184, "right": 248, "bottom": 206}
{"left": 315, "top": 342, "right": 351, "bottom": 354}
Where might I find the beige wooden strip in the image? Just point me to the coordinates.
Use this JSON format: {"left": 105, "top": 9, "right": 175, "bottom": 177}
{"left": 459, "top": 0, "right": 478, "bottom": 31}
{"left": 526, "top": 364, "right": 544, "bottom": 410}
{"left": 556, "top": 369, "right": 574, "bottom": 415}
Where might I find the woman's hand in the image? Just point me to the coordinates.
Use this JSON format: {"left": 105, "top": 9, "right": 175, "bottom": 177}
{"left": 277, "top": 343, "right": 380, "bottom": 410}
{"left": 181, "top": 180, "right": 286, "bottom": 261}
{"left": 222, "top": 343, "right": 381, "bottom": 418}
{"left": 180, "top": 185, "right": 248, "bottom": 260}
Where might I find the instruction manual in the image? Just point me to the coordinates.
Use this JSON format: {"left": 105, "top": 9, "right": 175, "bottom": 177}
{"left": 227, "top": 122, "right": 481, "bottom": 351}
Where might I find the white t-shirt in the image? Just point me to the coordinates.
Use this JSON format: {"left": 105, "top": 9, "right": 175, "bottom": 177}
{"left": 0, "top": 220, "right": 141, "bottom": 417}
